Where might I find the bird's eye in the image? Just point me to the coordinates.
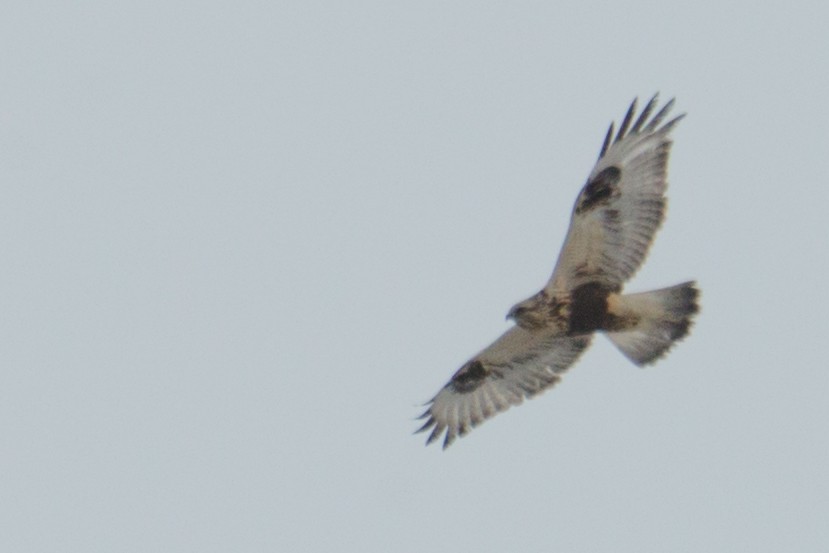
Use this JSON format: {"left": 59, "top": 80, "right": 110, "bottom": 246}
{"left": 509, "top": 306, "right": 526, "bottom": 319}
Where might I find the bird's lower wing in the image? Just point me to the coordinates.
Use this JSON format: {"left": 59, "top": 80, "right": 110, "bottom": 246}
{"left": 416, "top": 327, "right": 592, "bottom": 449}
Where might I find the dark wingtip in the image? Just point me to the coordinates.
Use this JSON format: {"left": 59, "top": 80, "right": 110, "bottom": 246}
{"left": 601, "top": 94, "right": 682, "bottom": 156}
{"left": 644, "top": 97, "right": 676, "bottom": 131}
{"left": 415, "top": 416, "right": 436, "bottom": 434}
{"left": 425, "top": 424, "right": 443, "bottom": 445}
{"left": 598, "top": 122, "right": 614, "bottom": 159}
{"left": 415, "top": 406, "right": 433, "bottom": 420}
{"left": 630, "top": 93, "right": 659, "bottom": 134}
{"left": 599, "top": 92, "right": 685, "bottom": 155}
{"left": 660, "top": 112, "right": 686, "bottom": 133}
{"left": 614, "top": 97, "right": 637, "bottom": 144}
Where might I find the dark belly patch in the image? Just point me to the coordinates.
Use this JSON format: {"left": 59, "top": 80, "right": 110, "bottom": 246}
{"left": 568, "top": 282, "right": 612, "bottom": 334}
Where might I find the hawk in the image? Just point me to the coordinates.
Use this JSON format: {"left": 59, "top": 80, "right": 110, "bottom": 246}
{"left": 416, "top": 94, "right": 699, "bottom": 449}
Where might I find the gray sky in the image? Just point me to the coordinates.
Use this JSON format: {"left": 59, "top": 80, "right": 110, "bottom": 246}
{"left": 2, "top": 2, "right": 828, "bottom": 552}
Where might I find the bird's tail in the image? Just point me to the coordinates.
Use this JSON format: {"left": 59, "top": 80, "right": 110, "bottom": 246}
{"left": 605, "top": 281, "right": 699, "bottom": 366}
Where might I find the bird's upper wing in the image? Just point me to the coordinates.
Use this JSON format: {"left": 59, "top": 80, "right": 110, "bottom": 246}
{"left": 416, "top": 328, "right": 592, "bottom": 449}
{"left": 546, "top": 95, "right": 684, "bottom": 295}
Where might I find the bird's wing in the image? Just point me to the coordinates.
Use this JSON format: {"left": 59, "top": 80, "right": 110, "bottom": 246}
{"left": 416, "top": 327, "right": 593, "bottom": 449}
{"left": 546, "top": 94, "right": 684, "bottom": 295}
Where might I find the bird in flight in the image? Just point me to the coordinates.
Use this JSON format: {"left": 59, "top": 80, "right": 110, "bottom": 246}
{"left": 416, "top": 94, "right": 699, "bottom": 449}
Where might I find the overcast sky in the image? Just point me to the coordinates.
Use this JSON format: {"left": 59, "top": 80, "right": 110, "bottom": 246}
{"left": 2, "top": 2, "right": 828, "bottom": 552}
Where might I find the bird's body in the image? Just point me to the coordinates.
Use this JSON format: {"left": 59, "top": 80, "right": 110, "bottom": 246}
{"left": 417, "top": 94, "right": 699, "bottom": 449}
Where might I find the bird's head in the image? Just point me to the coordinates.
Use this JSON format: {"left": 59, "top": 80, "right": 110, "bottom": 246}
{"left": 507, "top": 292, "right": 549, "bottom": 330}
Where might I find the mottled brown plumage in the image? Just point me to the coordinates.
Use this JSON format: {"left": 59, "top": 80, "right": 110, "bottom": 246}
{"left": 417, "top": 94, "right": 699, "bottom": 449}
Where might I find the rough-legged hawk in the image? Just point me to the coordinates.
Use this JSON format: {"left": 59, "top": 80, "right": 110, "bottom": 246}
{"left": 417, "top": 94, "right": 699, "bottom": 449}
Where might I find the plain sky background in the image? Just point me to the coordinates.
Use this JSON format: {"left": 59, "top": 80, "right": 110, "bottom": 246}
{"left": 2, "top": 2, "right": 828, "bottom": 552}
